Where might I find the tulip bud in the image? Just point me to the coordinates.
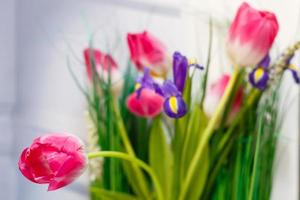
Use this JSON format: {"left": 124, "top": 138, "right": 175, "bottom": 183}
{"left": 83, "top": 48, "right": 123, "bottom": 96}
{"left": 204, "top": 75, "right": 243, "bottom": 121}
{"left": 126, "top": 88, "right": 164, "bottom": 118}
{"left": 226, "top": 2, "right": 279, "bottom": 67}
{"left": 18, "top": 134, "right": 87, "bottom": 191}
{"left": 127, "top": 31, "right": 168, "bottom": 76}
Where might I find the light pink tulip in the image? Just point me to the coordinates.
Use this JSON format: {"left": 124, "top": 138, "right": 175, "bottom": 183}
{"left": 204, "top": 75, "right": 243, "bottom": 121}
{"left": 126, "top": 88, "right": 164, "bottom": 118}
{"left": 226, "top": 2, "right": 279, "bottom": 66}
{"left": 18, "top": 134, "right": 87, "bottom": 191}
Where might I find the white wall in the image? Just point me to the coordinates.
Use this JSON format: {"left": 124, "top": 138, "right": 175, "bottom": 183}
{"left": 13, "top": 0, "right": 184, "bottom": 199}
{"left": 0, "top": 0, "right": 17, "bottom": 199}
{"left": 0, "top": 0, "right": 297, "bottom": 199}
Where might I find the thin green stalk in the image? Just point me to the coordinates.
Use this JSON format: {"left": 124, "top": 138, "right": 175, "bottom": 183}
{"left": 113, "top": 102, "right": 136, "bottom": 156}
{"left": 200, "top": 17, "right": 213, "bottom": 107}
{"left": 113, "top": 102, "right": 150, "bottom": 197}
{"left": 248, "top": 115, "right": 264, "bottom": 200}
{"left": 216, "top": 89, "right": 260, "bottom": 153}
{"left": 179, "top": 68, "right": 241, "bottom": 200}
{"left": 202, "top": 134, "right": 235, "bottom": 200}
{"left": 88, "top": 151, "right": 163, "bottom": 200}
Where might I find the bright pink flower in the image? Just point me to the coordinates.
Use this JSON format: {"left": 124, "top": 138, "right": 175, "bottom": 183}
{"left": 126, "top": 88, "right": 164, "bottom": 118}
{"left": 84, "top": 48, "right": 123, "bottom": 95}
{"left": 84, "top": 48, "right": 118, "bottom": 81}
{"left": 204, "top": 75, "right": 243, "bottom": 120}
{"left": 127, "top": 31, "right": 168, "bottom": 76}
{"left": 226, "top": 2, "right": 279, "bottom": 66}
{"left": 18, "top": 134, "right": 87, "bottom": 191}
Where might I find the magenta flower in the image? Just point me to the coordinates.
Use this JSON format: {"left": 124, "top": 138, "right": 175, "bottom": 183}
{"left": 83, "top": 48, "right": 118, "bottom": 81}
{"left": 226, "top": 2, "right": 279, "bottom": 66}
{"left": 204, "top": 75, "right": 243, "bottom": 120}
{"left": 18, "top": 134, "right": 87, "bottom": 191}
{"left": 127, "top": 51, "right": 203, "bottom": 119}
{"left": 83, "top": 48, "right": 123, "bottom": 95}
{"left": 126, "top": 88, "right": 164, "bottom": 118}
{"left": 249, "top": 54, "right": 270, "bottom": 90}
{"left": 127, "top": 31, "right": 168, "bottom": 76}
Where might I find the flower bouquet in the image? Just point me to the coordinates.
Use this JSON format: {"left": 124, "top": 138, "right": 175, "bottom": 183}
{"left": 18, "top": 2, "right": 300, "bottom": 200}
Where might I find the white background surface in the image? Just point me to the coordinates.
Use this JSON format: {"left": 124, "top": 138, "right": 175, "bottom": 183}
{"left": 0, "top": 0, "right": 298, "bottom": 199}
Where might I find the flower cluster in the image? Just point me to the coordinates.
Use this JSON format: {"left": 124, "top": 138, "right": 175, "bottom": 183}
{"left": 127, "top": 52, "right": 203, "bottom": 119}
{"left": 18, "top": 2, "right": 300, "bottom": 198}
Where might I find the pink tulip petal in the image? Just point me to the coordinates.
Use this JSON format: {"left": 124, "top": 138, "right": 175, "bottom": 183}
{"left": 19, "top": 148, "right": 38, "bottom": 183}
{"left": 204, "top": 74, "right": 243, "bottom": 121}
{"left": 126, "top": 88, "right": 164, "bottom": 118}
{"left": 48, "top": 154, "right": 86, "bottom": 191}
{"left": 127, "top": 31, "right": 167, "bottom": 75}
{"left": 83, "top": 48, "right": 118, "bottom": 81}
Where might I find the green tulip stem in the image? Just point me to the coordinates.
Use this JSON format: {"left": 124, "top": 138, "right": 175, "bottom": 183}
{"left": 179, "top": 67, "right": 242, "bottom": 200}
{"left": 88, "top": 151, "right": 163, "bottom": 200}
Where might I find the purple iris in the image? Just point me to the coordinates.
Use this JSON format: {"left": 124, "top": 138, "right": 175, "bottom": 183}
{"left": 288, "top": 65, "right": 300, "bottom": 84}
{"left": 285, "top": 55, "right": 300, "bottom": 84}
{"left": 173, "top": 52, "right": 188, "bottom": 93}
{"left": 173, "top": 51, "right": 204, "bottom": 93}
{"left": 135, "top": 68, "right": 163, "bottom": 97}
{"left": 249, "top": 54, "right": 270, "bottom": 90}
{"left": 134, "top": 69, "right": 187, "bottom": 118}
{"left": 160, "top": 80, "right": 187, "bottom": 118}
{"left": 133, "top": 51, "right": 203, "bottom": 118}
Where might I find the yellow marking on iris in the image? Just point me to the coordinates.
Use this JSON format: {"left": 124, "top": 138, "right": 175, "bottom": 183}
{"left": 289, "top": 64, "right": 298, "bottom": 71}
{"left": 169, "top": 96, "right": 178, "bottom": 114}
{"left": 254, "top": 68, "right": 264, "bottom": 82}
{"left": 188, "top": 57, "right": 197, "bottom": 66}
{"left": 135, "top": 83, "right": 141, "bottom": 90}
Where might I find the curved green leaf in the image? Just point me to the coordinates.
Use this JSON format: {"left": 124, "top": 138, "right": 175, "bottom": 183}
{"left": 149, "top": 117, "right": 173, "bottom": 200}
{"left": 180, "top": 106, "right": 209, "bottom": 200}
{"left": 91, "top": 187, "right": 141, "bottom": 200}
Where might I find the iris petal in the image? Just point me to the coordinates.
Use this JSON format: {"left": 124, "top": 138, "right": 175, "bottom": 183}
{"left": 257, "top": 54, "right": 270, "bottom": 68}
{"left": 288, "top": 65, "right": 300, "bottom": 84}
{"left": 173, "top": 52, "right": 188, "bottom": 93}
{"left": 160, "top": 80, "right": 181, "bottom": 98}
{"left": 163, "top": 96, "right": 187, "bottom": 118}
{"left": 249, "top": 67, "right": 269, "bottom": 90}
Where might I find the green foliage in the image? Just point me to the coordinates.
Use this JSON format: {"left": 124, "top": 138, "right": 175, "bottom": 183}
{"left": 180, "top": 107, "right": 209, "bottom": 200}
{"left": 149, "top": 117, "right": 173, "bottom": 200}
{"left": 91, "top": 186, "right": 141, "bottom": 200}
{"left": 71, "top": 29, "right": 291, "bottom": 200}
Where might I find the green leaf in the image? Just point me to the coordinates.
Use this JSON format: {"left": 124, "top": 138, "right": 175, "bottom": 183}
{"left": 180, "top": 106, "right": 209, "bottom": 200}
{"left": 149, "top": 117, "right": 173, "bottom": 200}
{"left": 90, "top": 187, "right": 141, "bottom": 200}
{"left": 171, "top": 75, "right": 192, "bottom": 200}
{"left": 122, "top": 161, "right": 149, "bottom": 199}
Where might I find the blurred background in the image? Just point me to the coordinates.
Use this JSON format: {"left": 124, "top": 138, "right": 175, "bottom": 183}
{"left": 0, "top": 0, "right": 299, "bottom": 199}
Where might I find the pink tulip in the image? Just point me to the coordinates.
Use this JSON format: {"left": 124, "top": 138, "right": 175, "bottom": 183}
{"left": 226, "top": 2, "right": 279, "bottom": 66}
{"left": 127, "top": 31, "right": 168, "bottom": 76}
{"left": 18, "top": 134, "right": 87, "bottom": 191}
{"left": 84, "top": 48, "right": 118, "bottom": 81}
{"left": 126, "top": 88, "right": 164, "bottom": 118}
{"left": 204, "top": 75, "right": 243, "bottom": 121}
{"left": 84, "top": 48, "right": 123, "bottom": 95}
